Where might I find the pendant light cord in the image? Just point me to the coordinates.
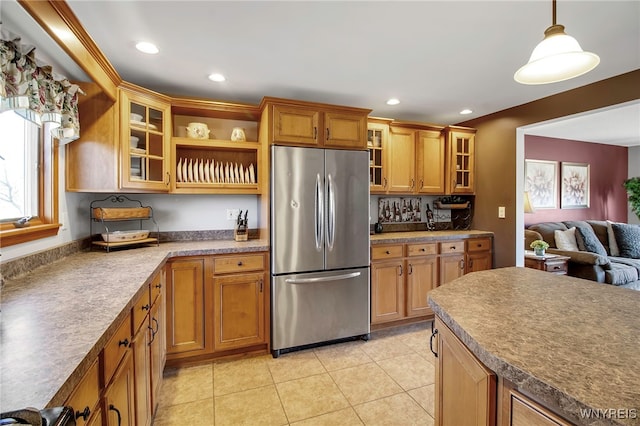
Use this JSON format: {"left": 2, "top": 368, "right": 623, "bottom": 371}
{"left": 552, "top": 0, "right": 557, "bottom": 26}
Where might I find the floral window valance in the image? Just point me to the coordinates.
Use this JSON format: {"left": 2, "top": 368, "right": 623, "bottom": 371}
{"left": 1, "top": 30, "right": 84, "bottom": 144}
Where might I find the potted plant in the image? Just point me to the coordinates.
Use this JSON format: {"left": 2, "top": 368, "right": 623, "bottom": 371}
{"left": 623, "top": 177, "right": 640, "bottom": 220}
{"left": 530, "top": 239, "right": 549, "bottom": 256}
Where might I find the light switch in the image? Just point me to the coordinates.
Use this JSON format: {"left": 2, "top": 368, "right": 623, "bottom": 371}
{"left": 498, "top": 206, "right": 506, "bottom": 218}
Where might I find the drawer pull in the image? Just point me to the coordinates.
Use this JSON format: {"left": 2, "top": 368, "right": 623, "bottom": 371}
{"left": 141, "top": 304, "right": 150, "bottom": 311}
{"left": 118, "top": 338, "right": 129, "bottom": 348}
{"left": 420, "top": 248, "right": 426, "bottom": 252}
{"left": 75, "top": 406, "right": 91, "bottom": 421}
{"left": 449, "top": 246, "right": 456, "bottom": 250}
{"left": 155, "top": 283, "right": 162, "bottom": 289}
{"left": 237, "top": 261, "right": 243, "bottom": 266}
{"left": 553, "top": 266, "right": 560, "bottom": 270}
{"left": 385, "top": 250, "right": 390, "bottom": 255}
{"left": 430, "top": 329, "right": 439, "bottom": 357}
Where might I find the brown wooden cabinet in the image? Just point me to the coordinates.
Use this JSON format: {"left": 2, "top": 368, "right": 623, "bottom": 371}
{"left": 261, "top": 97, "right": 370, "bottom": 149}
{"left": 439, "top": 241, "right": 466, "bottom": 285}
{"left": 104, "top": 350, "right": 136, "bottom": 426}
{"left": 149, "top": 271, "right": 166, "bottom": 415}
{"left": 120, "top": 85, "right": 171, "bottom": 191}
{"left": 65, "top": 360, "right": 101, "bottom": 426}
{"left": 166, "top": 252, "right": 270, "bottom": 365}
{"left": 416, "top": 129, "right": 446, "bottom": 194}
{"left": 466, "top": 237, "right": 493, "bottom": 273}
{"left": 445, "top": 126, "right": 476, "bottom": 194}
{"left": 371, "top": 258, "right": 405, "bottom": 324}
{"left": 213, "top": 272, "right": 266, "bottom": 351}
{"left": 434, "top": 316, "right": 496, "bottom": 426}
{"left": 387, "top": 126, "right": 417, "bottom": 193}
{"left": 131, "top": 311, "right": 152, "bottom": 426}
{"left": 406, "top": 245, "right": 439, "bottom": 317}
{"left": 367, "top": 119, "right": 391, "bottom": 192}
{"left": 500, "top": 380, "right": 572, "bottom": 426}
{"left": 166, "top": 258, "right": 208, "bottom": 358}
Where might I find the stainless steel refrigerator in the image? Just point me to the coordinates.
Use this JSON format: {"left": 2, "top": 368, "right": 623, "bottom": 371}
{"left": 271, "top": 145, "right": 370, "bottom": 357}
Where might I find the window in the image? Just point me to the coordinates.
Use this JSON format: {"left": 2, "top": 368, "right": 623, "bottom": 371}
{"left": 0, "top": 111, "right": 60, "bottom": 247}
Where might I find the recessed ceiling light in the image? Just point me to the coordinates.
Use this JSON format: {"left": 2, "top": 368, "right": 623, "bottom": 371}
{"left": 460, "top": 109, "right": 473, "bottom": 115}
{"left": 208, "top": 73, "right": 226, "bottom": 82}
{"left": 135, "top": 42, "right": 159, "bottom": 54}
{"left": 386, "top": 98, "right": 400, "bottom": 106}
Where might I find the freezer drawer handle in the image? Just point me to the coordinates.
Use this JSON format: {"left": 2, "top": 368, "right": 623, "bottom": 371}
{"left": 285, "top": 271, "right": 361, "bottom": 284}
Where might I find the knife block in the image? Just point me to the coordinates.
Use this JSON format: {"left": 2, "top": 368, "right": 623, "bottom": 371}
{"left": 234, "top": 225, "right": 248, "bottom": 241}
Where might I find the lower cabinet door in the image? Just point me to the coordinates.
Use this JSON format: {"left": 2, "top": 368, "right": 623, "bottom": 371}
{"left": 150, "top": 297, "right": 165, "bottom": 414}
{"left": 166, "top": 259, "right": 207, "bottom": 356}
{"left": 467, "top": 252, "right": 492, "bottom": 273}
{"left": 371, "top": 260, "right": 404, "bottom": 324}
{"left": 435, "top": 317, "right": 496, "bottom": 426}
{"left": 213, "top": 272, "right": 266, "bottom": 351}
{"left": 439, "top": 254, "right": 465, "bottom": 285}
{"left": 132, "top": 319, "right": 151, "bottom": 426}
{"left": 104, "top": 350, "right": 136, "bottom": 426}
{"left": 406, "top": 256, "right": 438, "bottom": 317}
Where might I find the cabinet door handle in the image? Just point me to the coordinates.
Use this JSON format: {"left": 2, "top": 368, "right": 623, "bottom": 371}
{"left": 148, "top": 325, "right": 155, "bottom": 345}
{"left": 469, "top": 259, "right": 474, "bottom": 268}
{"left": 165, "top": 171, "right": 171, "bottom": 186}
{"left": 410, "top": 179, "right": 415, "bottom": 189}
{"left": 109, "top": 404, "right": 122, "bottom": 426}
{"left": 118, "top": 338, "right": 129, "bottom": 348}
{"left": 409, "top": 264, "right": 413, "bottom": 275}
{"left": 429, "top": 329, "right": 439, "bottom": 357}
{"left": 314, "top": 126, "right": 318, "bottom": 141}
{"left": 398, "top": 265, "right": 403, "bottom": 276}
{"left": 420, "top": 179, "right": 424, "bottom": 188}
{"left": 75, "top": 406, "right": 91, "bottom": 421}
{"left": 460, "top": 259, "right": 465, "bottom": 270}
{"left": 326, "top": 127, "right": 330, "bottom": 140}
{"left": 383, "top": 177, "right": 387, "bottom": 188}
{"left": 142, "top": 304, "right": 150, "bottom": 311}
{"left": 259, "top": 279, "right": 263, "bottom": 292}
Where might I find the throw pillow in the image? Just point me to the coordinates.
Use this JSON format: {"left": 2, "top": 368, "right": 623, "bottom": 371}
{"left": 611, "top": 223, "right": 640, "bottom": 259}
{"left": 554, "top": 227, "right": 579, "bottom": 251}
{"left": 574, "top": 224, "right": 608, "bottom": 256}
{"left": 606, "top": 220, "right": 620, "bottom": 256}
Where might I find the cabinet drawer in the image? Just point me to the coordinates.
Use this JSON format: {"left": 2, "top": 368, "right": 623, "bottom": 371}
{"left": 544, "top": 260, "right": 568, "bottom": 274}
{"left": 213, "top": 254, "right": 265, "bottom": 274}
{"left": 466, "top": 237, "right": 492, "bottom": 252}
{"left": 65, "top": 360, "right": 100, "bottom": 426}
{"left": 103, "top": 313, "right": 132, "bottom": 385}
{"left": 371, "top": 244, "right": 404, "bottom": 260}
{"left": 151, "top": 271, "right": 163, "bottom": 305}
{"left": 439, "top": 240, "right": 465, "bottom": 254}
{"left": 132, "top": 285, "right": 151, "bottom": 334}
{"left": 407, "top": 243, "right": 437, "bottom": 257}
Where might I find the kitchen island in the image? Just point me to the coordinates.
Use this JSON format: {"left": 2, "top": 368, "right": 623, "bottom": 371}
{"left": 428, "top": 267, "right": 640, "bottom": 426}
{"left": 0, "top": 239, "right": 268, "bottom": 414}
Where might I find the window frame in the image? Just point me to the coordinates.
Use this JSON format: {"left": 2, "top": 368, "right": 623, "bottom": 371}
{"left": 0, "top": 120, "right": 61, "bottom": 247}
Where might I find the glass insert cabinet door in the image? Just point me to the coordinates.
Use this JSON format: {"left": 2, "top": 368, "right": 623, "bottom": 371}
{"left": 121, "top": 90, "right": 170, "bottom": 191}
{"left": 448, "top": 130, "right": 475, "bottom": 194}
{"left": 367, "top": 123, "right": 387, "bottom": 192}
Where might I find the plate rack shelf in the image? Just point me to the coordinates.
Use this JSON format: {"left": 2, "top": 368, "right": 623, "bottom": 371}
{"left": 90, "top": 195, "right": 159, "bottom": 252}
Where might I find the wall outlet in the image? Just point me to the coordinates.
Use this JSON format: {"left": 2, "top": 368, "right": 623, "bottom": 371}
{"left": 226, "top": 209, "right": 240, "bottom": 221}
{"left": 498, "top": 206, "right": 506, "bottom": 218}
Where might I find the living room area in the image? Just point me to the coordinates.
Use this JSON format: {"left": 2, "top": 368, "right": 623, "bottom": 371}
{"left": 519, "top": 100, "right": 640, "bottom": 289}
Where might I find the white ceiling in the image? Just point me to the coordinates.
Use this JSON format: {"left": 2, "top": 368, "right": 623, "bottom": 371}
{"left": 3, "top": 0, "right": 640, "bottom": 146}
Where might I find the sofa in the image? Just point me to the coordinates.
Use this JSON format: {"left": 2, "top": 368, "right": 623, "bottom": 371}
{"left": 525, "top": 220, "right": 640, "bottom": 290}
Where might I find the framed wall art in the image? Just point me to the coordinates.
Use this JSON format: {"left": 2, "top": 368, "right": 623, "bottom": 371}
{"left": 524, "top": 159, "right": 558, "bottom": 209}
{"left": 561, "top": 162, "right": 590, "bottom": 208}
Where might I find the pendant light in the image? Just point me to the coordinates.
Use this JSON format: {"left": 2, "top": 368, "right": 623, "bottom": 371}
{"left": 514, "top": 0, "right": 600, "bottom": 85}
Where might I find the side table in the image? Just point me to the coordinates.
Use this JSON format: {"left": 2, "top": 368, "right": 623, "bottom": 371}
{"left": 524, "top": 251, "right": 571, "bottom": 275}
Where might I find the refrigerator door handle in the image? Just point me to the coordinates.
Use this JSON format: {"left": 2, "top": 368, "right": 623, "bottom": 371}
{"left": 285, "top": 271, "right": 361, "bottom": 284}
{"left": 315, "top": 173, "right": 324, "bottom": 251}
{"left": 326, "top": 173, "right": 336, "bottom": 251}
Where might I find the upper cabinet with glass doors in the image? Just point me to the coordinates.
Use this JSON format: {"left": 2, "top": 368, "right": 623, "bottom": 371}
{"left": 120, "top": 85, "right": 171, "bottom": 191}
{"left": 444, "top": 126, "right": 476, "bottom": 194}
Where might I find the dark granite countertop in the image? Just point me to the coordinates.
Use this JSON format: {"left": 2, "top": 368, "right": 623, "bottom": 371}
{"left": 428, "top": 267, "right": 640, "bottom": 426}
{"left": 0, "top": 239, "right": 268, "bottom": 413}
{"left": 370, "top": 229, "right": 493, "bottom": 244}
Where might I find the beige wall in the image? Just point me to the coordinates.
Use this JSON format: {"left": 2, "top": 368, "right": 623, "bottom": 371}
{"left": 459, "top": 69, "right": 640, "bottom": 267}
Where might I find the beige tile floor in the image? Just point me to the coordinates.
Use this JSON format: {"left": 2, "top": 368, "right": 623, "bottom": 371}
{"left": 154, "top": 321, "right": 436, "bottom": 425}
